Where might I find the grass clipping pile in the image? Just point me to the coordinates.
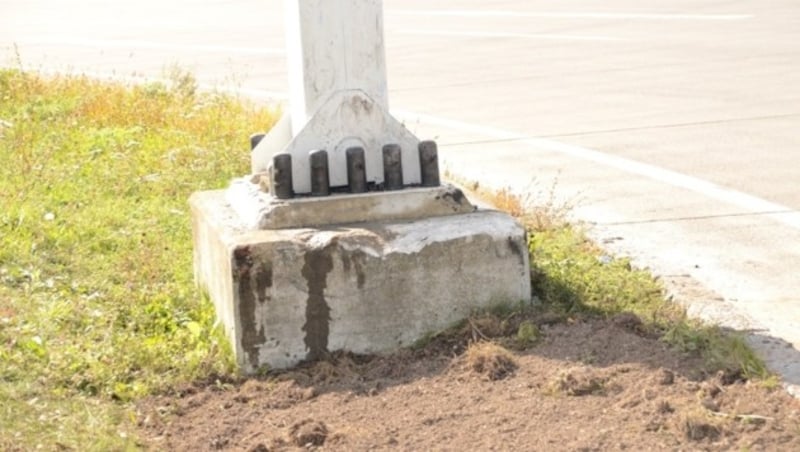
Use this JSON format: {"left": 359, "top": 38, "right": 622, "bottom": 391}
{"left": 138, "top": 309, "right": 800, "bottom": 451}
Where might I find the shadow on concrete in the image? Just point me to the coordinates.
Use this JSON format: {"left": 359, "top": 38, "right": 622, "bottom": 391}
{"left": 746, "top": 332, "right": 800, "bottom": 397}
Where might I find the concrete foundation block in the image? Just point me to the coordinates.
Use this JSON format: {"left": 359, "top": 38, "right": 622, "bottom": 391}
{"left": 190, "top": 190, "right": 531, "bottom": 373}
{"left": 226, "top": 178, "right": 476, "bottom": 230}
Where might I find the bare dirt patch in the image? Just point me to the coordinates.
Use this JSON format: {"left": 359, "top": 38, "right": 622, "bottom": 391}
{"left": 137, "top": 316, "right": 800, "bottom": 451}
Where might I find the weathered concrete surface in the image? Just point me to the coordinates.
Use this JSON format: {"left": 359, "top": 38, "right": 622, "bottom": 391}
{"left": 191, "top": 189, "right": 530, "bottom": 372}
{"left": 226, "top": 178, "right": 475, "bottom": 229}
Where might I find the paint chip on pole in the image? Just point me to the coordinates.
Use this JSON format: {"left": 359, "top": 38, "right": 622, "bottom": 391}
{"left": 252, "top": 0, "right": 422, "bottom": 194}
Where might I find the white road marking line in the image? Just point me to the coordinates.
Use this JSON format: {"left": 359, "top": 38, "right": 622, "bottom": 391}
{"left": 17, "top": 38, "right": 285, "bottom": 56}
{"left": 396, "top": 29, "right": 623, "bottom": 42}
{"left": 388, "top": 10, "right": 753, "bottom": 21}
{"left": 391, "top": 109, "right": 800, "bottom": 231}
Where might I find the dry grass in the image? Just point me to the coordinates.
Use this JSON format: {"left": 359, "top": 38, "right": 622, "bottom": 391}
{"left": 0, "top": 68, "right": 278, "bottom": 449}
{"left": 548, "top": 366, "right": 608, "bottom": 397}
{"left": 678, "top": 409, "right": 724, "bottom": 441}
{"left": 446, "top": 173, "right": 572, "bottom": 232}
{"left": 460, "top": 342, "right": 518, "bottom": 381}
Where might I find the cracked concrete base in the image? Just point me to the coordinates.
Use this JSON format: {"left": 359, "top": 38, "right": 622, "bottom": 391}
{"left": 225, "top": 178, "right": 476, "bottom": 230}
{"left": 190, "top": 190, "right": 531, "bottom": 373}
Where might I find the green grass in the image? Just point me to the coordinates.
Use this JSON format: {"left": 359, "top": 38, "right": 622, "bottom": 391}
{"left": 0, "top": 69, "right": 277, "bottom": 449}
{"left": 528, "top": 224, "right": 766, "bottom": 378}
{"left": 0, "top": 69, "right": 769, "bottom": 450}
{"left": 478, "top": 187, "right": 768, "bottom": 381}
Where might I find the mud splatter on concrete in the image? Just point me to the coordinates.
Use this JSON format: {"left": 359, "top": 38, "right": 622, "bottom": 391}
{"left": 340, "top": 249, "right": 367, "bottom": 289}
{"left": 255, "top": 261, "right": 272, "bottom": 303}
{"left": 507, "top": 236, "right": 526, "bottom": 268}
{"left": 435, "top": 186, "right": 471, "bottom": 211}
{"left": 301, "top": 244, "right": 335, "bottom": 360}
{"left": 234, "top": 246, "right": 267, "bottom": 367}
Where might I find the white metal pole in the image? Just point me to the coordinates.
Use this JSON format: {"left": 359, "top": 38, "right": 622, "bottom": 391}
{"left": 284, "top": 0, "right": 389, "bottom": 135}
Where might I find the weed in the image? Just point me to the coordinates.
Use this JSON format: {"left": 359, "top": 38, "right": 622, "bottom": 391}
{"left": 663, "top": 321, "right": 767, "bottom": 380}
{"left": 0, "top": 68, "right": 776, "bottom": 449}
{"left": 757, "top": 375, "right": 782, "bottom": 390}
{"left": 446, "top": 173, "right": 573, "bottom": 233}
{"left": 0, "top": 69, "right": 276, "bottom": 449}
{"left": 467, "top": 181, "right": 770, "bottom": 382}
{"left": 515, "top": 321, "right": 540, "bottom": 347}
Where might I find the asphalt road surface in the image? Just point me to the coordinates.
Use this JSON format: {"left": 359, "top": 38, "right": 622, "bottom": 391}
{"left": 2, "top": 0, "right": 799, "bottom": 393}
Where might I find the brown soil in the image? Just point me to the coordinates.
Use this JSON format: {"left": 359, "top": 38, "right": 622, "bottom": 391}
{"left": 137, "top": 315, "right": 800, "bottom": 451}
